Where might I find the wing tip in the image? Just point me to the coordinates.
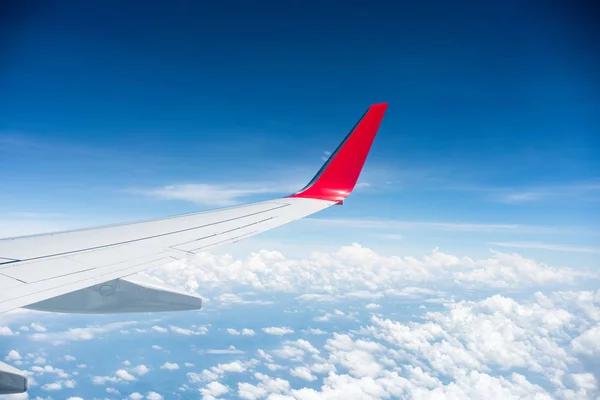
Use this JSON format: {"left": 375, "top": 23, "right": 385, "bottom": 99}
{"left": 288, "top": 103, "right": 388, "bottom": 202}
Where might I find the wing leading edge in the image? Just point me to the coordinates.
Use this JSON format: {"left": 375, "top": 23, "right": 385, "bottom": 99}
{"left": 0, "top": 103, "right": 388, "bottom": 316}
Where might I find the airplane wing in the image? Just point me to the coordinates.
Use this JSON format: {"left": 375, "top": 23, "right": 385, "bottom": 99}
{"left": 0, "top": 103, "right": 388, "bottom": 316}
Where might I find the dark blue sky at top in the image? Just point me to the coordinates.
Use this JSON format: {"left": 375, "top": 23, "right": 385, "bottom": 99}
{"left": 0, "top": 1, "right": 598, "bottom": 236}
{"left": 2, "top": 1, "right": 598, "bottom": 170}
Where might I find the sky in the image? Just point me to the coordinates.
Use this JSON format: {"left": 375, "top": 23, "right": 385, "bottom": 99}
{"left": 0, "top": 1, "right": 599, "bottom": 399}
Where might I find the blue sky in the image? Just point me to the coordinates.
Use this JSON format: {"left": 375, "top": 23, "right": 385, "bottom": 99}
{"left": 1, "top": 4, "right": 600, "bottom": 397}
{"left": 2, "top": 1, "right": 598, "bottom": 270}
{"left": 1, "top": 2, "right": 599, "bottom": 265}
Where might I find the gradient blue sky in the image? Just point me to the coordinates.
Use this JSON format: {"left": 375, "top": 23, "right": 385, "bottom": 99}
{"left": 1, "top": 1, "right": 598, "bottom": 266}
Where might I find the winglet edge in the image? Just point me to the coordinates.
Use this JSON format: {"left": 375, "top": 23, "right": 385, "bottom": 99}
{"left": 287, "top": 103, "right": 388, "bottom": 202}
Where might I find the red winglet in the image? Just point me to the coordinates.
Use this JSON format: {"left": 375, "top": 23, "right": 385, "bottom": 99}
{"left": 288, "top": 103, "right": 388, "bottom": 202}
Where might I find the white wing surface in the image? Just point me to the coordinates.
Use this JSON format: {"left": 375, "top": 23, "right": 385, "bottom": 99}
{"left": 0, "top": 103, "right": 388, "bottom": 315}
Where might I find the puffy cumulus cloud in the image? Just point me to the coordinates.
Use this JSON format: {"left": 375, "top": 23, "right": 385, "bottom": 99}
{"left": 262, "top": 327, "right": 294, "bottom": 336}
{"left": 30, "top": 323, "right": 47, "bottom": 332}
{"left": 131, "top": 364, "right": 150, "bottom": 376}
{"left": 106, "top": 387, "right": 121, "bottom": 395}
{"left": 200, "top": 381, "right": 230, "bottom": 399}
{"left": 30, "top": 365, "right": 69, "bottom": 379}
{"left": 0, "top": 326, "right": 17, "bottom": 336}
{"left": 222, "top": 290, "right": 600, "bottom": 400}
{"left": 151, "top": 325, "right": 167, "bottom": 333}
{"left": 285, "top": 339, "right": 320, "bottom": 355}
{"left": 91, "top": 369, "right": 136, "bottom": 385}
{"left": 290, "top": 366, "right": 317, "bottom": 381}
{"left": 571, "top": 326, "right": 600, "bottom": 357}
{"left": 144, "top": 245, "right": 593, "bottom": 296}
{"left": 169, "top": 324, "right": 208, "bottom": 335}
{"left": 160, "top": 362, "right": 180, "bottom": 370}
{"left": 41, "top": 381, "right": 62, "bottom": 391}
{"left": 301, "top": 328, "right": 328, "bottom": 335}
{"left": 63, "top": 379, "right": 76, "bottom": 388}
{"left": 115, "top": 369, "right": 136, "bottom": 381}
{"left": 227, "top": 328, "right": 256, "bottom": 336}
{"left": 237, "top": 373, "right": 291, "bottom": 400}
{"left": 145, "top": 392, "right": 164, "bottom": 400}
{"left": 188, "top": 360, "right": 259, "bottom": 388}
{"left": 5, "top": 350, "right": 22, "bottom": 362}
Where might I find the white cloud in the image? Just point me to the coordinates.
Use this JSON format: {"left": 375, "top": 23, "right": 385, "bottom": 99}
{"left": 212, "top": 361, "right": 247, "bottom": 374}
{"left": 151, "top": 345, "right": 162, "bottom": 350}
{"left": 31, "top": 321, "right": 138, "bottom": 343}
{"left": 151, "top": 326, "right": 167, "bottom": 333}
{"left": 115, "top": 369, "right": 136, "bottom": 381}
{"left": 129, "top": 393, "right": 144, "bottom": 400}
{"left": 169, "top": 325, "right": 208, "bottom": 335}
{"left": 216, "top": 293, "right": 273, "bottom": 306}
{"left": 64, "top": 379, "right": 76, "bottom": 388}
{"left": 227, "top": 328, "right": 255, "bottom": 336}
{"left": 30, "top": 322, "right": 47, "bottom": 332}
{"left": 64, "top": 355, "right": 76, "bottom": 362}
{"left": 272, "top": 346, "right": 305, "bottom": 362}
{"left": 490, "top": 241, "right": 600, "bottom": 254}
{"left": 145, "top": 245, "right": 592, "bottom": 300}
{"left": 0, "top": 326, "right": 16, "bottom": 336}
{"left": 365, "top": 303, "right": 380, "bottom": 310}
{"left": 225, "top": 289, "right": 600, "bottom": 399}
{"left": 571, "top": 325, "right": 600, "bottom": 357}
{"left": 5, "top": 350, "right": 22, "bottom": 361}
{"left": 204, "top": 345, "right": 244, "bottom": 355}
{"left": 129, "top": 182, "right": 297, "bottom": 207}
{"left": 290, "top": 366, "right": 317, "bottom": 381}
{"left": 131, "top": 365, "right": 150, "bottom": 376}
{"left": 146, "top": 392, "right": 164, "bottom": 400}
{"left": 92, "top": 368, "right": 136, "bottom": 385}
{"left": 302, "top": 328, "right": 328, "bottom": 335}
{"left": 41, "top": 381, "right": 62, "bottom": 391}
{"left": 200, "top": 381, "right": 230, "bottom": 399}
{"left": 286, "top": 339, "right": 319, "bottom": 354}
{"left": 160, "top": 362, "right": 179, "bottom": 370}
{"left": 262, "top": 327, "right": 294, "bottom": 336}
{"left": 30, "top": 365, "right": 69, "bottom": 379}
{"left": 237, "top": 373, "right": 290, "bottom": 400}
{"left": 571, "top": 373, "right": 597, "bottom": 392}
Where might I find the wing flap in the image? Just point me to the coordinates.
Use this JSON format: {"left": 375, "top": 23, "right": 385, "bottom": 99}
{"left": 0, "top": 254, "right": 177, "bottom": 313}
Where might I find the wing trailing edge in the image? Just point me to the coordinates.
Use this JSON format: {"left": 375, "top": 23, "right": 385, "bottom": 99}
{"left": 288, "top": 102, "right": 388, "bottom": 203}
